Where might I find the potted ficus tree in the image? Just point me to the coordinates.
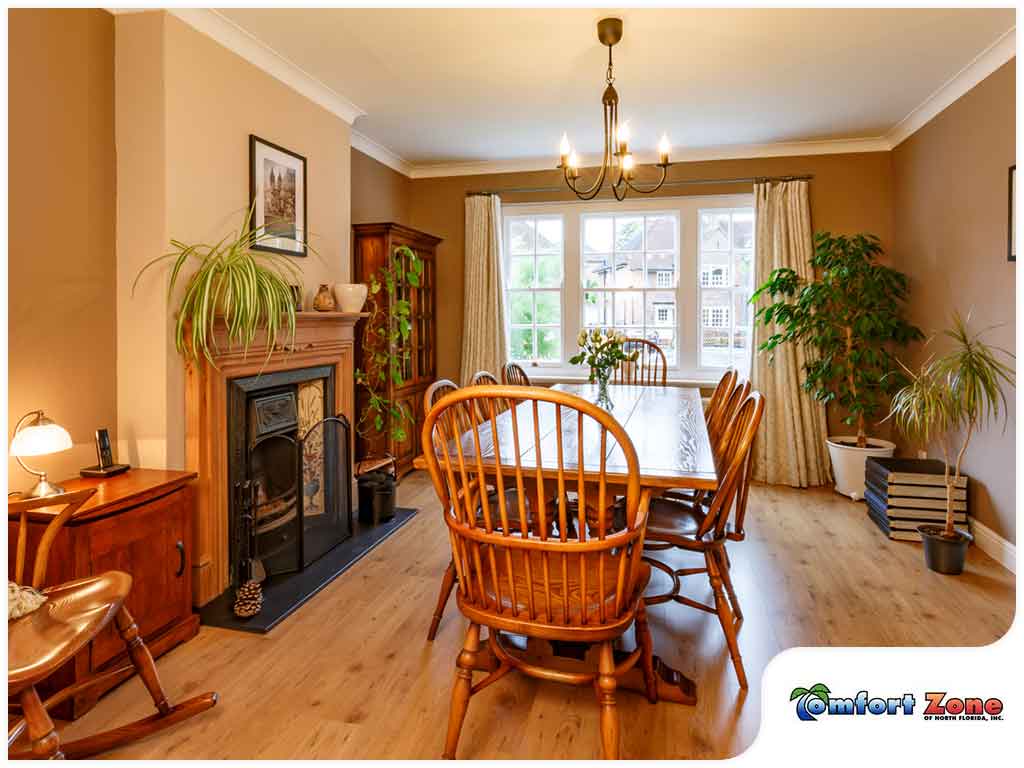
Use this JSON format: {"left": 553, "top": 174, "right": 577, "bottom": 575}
{"left": 752, "top": 232, "right": 923, "bottom": 499}
{"left": 354, "top": 244, "right": 423, "bottom": 523}
{"left": 887, "top": 312, "right": 1014, "bottom": 574}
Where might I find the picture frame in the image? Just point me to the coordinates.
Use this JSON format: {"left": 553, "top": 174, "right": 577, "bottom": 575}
{"left": 249, "top": 134, "right": 308, "bottom": 257}
{"left": 1008, "top": 164, "right": 1015, "bottom": 262}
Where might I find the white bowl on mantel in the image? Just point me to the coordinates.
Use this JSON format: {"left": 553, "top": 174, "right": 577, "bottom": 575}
{"left": 333, "top": 283, "right": 368, "bottom": 313}
{"left": 826, "top": 436, "right": 896, "bottom": 501}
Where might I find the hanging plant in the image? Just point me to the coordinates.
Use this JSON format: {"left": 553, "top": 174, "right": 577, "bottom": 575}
{"left": 355, "top": 245, "right": 423, "bottom": 442}
{"left": 132, "top": 203, "right": 308, "bottom": 367}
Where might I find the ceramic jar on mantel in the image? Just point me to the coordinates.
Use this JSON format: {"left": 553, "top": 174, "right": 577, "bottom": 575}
{"left": 334, "top": 283, "right": 368, "bottom": 313}
{"left": 312, "top": 284, "right": 337, "bottom": 312}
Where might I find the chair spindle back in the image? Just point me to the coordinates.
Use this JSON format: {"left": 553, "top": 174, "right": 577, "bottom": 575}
{"left": 422, "top": 385, "right": 650, "bottom": 628}
{"left": 706, "top": 368, "right": 737, "bottom": 424}
{"left": 501, "top": 362, "right": 531, "bottom": 386}
{"left": 470, "top": 370, "right": 499, "bottom": 386}
{"left": 708, "top": 377, "right": 750, "bottom": 451}
{"left": 8, "top": 489, "right": 96, "bottom": 588}
{"left": 614, "top": 338, "right": 668, "bottom": 387}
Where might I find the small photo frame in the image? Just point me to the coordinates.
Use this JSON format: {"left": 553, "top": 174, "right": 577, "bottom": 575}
{"left": 250, "top": 135, "right": 307, "bottom": 257}
{"left": 1008, "top": 164, "right": 1015, "bottom": 262}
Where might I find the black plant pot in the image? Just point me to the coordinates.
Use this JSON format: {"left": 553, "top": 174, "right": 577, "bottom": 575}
{"left": 918, "top": 524, "right": 973, "bottom": 575}
{"left": 358, "top": 470, "right": 396, "bottom": 526}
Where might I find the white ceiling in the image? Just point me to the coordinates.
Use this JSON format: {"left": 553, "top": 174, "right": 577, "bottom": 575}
{"left": 210, "top": 7, "right": 1015, "bottom": 174}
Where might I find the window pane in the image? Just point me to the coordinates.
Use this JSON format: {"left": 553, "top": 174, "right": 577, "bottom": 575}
{"left": 733, "top": 290, "right": 752, "bottom": 328}
{"left": 733, "top": 212, "right": 754, "bottom": 250}
{"left": 583, "top": 256, "right": 612, "bottom": 288}
{"left": 646, "top": 251, "right": 676, "bottom": 288}
{"left": 700, "top": 252, "right": 730, "bottom": 288}
{"left": 614, "top": 253, "right": 644, "bottom": 288}
{"left": 509, "top": 327, "right": 533, "bottom": 360}
{"left": 535, "top": 218, "right": 562, "bottom": 253}
{"left": 648, "top": 327, "right": 677, "bottom": 365}
{"left": 614, "top": 291, "right": 644, "bottom": 327}
{"left": 534, "top": 292, "right": 561, "bottom": 325}
{"left": 536, "top": 328, "right": 560, "bottom": 361}
{"left": 701, "top": 213, "right": 730, "bottom": 251}
{"left": 508, "top": 292, "right": 533, "bottom": 324}
{"left": 701, "top": 327, "right": 730, "bottom": 368}
{"left": 583, "top": 291, "right": 612, "bottom": 327}
{"left": 647, "top": 292, "right": 675, "bottom": 327}
{"left": 535, "top": 253, "right": 562, "bottom": 288}
{"left": 615, "top": 216, "right": 643, "bottom": 251}
{"left": 584, "top": 216, "right": 613, "bottom": 253}
{"left": 701, "top": 290, "right": 731, "bottom": 328}
{"left": 645, "top": 215, "right": 675, "bottom": 251}
{"left": 508, "top": 257, "right": 534, "bottom": 289}
{"left": 735, "top": 250, "right": 753, "bottom": 289}
{"left": 508, "top": 219, "right": 535, "bottom": 255}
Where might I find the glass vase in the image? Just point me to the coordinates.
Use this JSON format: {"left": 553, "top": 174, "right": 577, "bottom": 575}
{"left": 595, "top": 370, "right": 614, "bottom": 411}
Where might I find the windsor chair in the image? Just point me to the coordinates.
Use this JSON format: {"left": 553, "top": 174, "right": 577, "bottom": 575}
{"left": 422, "top": 385, "right": 656, "bottom": 759}
{"left": 501, "top": 361, "right": 531, "bottom": 386}
{"left": 7, "top": 490, "right": 217, "bottom": 759}
{"left": 614, "top": 338, "right": 668, "bottom": 387}
{"left": 643, "top": 391, "right": 765, "bottom": 689}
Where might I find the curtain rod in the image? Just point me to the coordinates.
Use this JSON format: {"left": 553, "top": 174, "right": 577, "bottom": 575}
{"left": 465, "top": 173, "right": 813, "bottom": 197}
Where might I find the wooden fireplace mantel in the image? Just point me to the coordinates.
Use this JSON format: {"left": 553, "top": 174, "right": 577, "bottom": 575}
{"left": 185, "top": 312, "right": 366, "bottom": 606}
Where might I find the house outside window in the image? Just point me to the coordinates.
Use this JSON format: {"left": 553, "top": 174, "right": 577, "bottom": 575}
{"left": 502, "top": 194, "right": 754, "bottom": 378}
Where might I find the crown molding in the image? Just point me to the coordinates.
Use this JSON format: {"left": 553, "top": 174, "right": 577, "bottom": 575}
{"left": 405, "top": 136, "right": 892, "bottom": 179}
{"left": 887, "top": 26, "right": 1016, "bottom": 149}
{"left": 351, "top": 131, "right": 413, "bottom": 176}
{"left": 165, "top": 8, "right": 365, "bottom": 125}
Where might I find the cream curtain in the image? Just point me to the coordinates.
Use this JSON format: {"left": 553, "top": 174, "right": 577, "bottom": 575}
{"left": 750, "top": 180, "right": 832, "bottom": 487}
{"left": 460, "top": 194, "right": 507, "bottom": 385}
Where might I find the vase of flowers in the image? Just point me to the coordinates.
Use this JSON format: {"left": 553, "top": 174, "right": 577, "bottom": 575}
{"left": 569, "top": 328, "right": 638, "bottom": 411}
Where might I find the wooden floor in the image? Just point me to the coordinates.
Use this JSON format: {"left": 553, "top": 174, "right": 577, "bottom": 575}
{"left": 57, "top": 472, "right": 1015, "bottom": 759}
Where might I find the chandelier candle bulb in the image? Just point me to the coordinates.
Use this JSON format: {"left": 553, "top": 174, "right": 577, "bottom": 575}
{"left": 568, "top": 150, "right": 580, "bottom": 178}
{"left": 559, "top": 133, "right": 571, "bottom": 167}
{"left": 658, "top": 134, "right": 671, "bottom": 165}
{"left": 616, "top": 121, "right": 630, "bottom": 154}
{"left": 622, "top": 153, "right": 635, "bottom": 179}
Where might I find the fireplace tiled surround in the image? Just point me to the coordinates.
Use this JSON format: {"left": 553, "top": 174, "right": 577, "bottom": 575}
{"left": 186, "top": 312, "right": 363, "bottom": 606}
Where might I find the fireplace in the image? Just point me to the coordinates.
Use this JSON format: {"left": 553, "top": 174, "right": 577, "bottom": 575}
{"left": 227, "top": 366, "right": 352, "bottom": 589}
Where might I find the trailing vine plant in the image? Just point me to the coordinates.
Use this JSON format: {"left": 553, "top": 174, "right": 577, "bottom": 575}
{"left": 355, "top": 245, "right": 423, "bottom": 443}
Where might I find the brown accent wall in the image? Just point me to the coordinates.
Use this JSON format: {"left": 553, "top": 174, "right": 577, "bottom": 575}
{"left": 7, "top": 9, "right": 116, "bottom": 488}
{"left": 892, "top": 60, "right": 1016, "bottom": 543}
{"left": 351, "top": 149, "right": 412, "bottom": 225}
{"left": 408, "top": 152, "right": 895, "bottom": 387}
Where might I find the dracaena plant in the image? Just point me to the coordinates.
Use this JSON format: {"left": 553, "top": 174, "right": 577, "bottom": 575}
{"left": 751, "top": 232, "right": 923, "bottom": 447}
{"left": 132, "top": 203, "right": 307, "bottom": 367}
{"left": 887, "top": 312, "right": 1014, "bottom": 538}
{"left": 355, "top": 245, "right": 423, "bottom": 442}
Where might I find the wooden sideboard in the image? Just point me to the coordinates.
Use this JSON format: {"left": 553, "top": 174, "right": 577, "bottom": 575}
{"left": 6, "top": 469, "right": 200, "bottom": 719}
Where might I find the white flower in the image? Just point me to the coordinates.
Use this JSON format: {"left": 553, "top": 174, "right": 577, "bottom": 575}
{"left": 577, "top": 329, "right": 587, "bottom": 346}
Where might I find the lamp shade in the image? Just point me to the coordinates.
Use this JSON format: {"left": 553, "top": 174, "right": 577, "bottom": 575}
{"left": 9, "top": 414, "right": 72, "bottom": 457}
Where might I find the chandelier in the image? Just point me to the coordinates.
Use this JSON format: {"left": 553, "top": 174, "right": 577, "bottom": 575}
{"left": 558, "top": 18, "right": 672, "bottom": 201}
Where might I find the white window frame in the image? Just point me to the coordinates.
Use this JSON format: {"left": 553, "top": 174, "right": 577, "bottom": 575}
{"left": 502, "top": 213, "right": 565, "bottom": 367}
{"left": 502, "top": 194, "right": 753, "bottom": 380}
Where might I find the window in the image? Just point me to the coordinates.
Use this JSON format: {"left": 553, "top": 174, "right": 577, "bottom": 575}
{"left": 581, "top": 212, "right": 679, "bottom": 364}
{"left": 501, "top": 195, "right": 753, "bottom": 378}
{"left": 699, "top": 209, "right": 754, "bottom": 370}
{"left": 504, "top": 215, "right": 563, "bottom": 363}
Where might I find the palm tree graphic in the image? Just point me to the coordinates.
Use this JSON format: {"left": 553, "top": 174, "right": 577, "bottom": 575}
{"left": 790, "top": 683, "right": 831, "bottom": 721}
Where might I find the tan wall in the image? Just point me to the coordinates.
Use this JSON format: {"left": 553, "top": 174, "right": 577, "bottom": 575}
{"left": 409, "top": 152, "right": 895, "bottom": 390}
{"left": 116, "top": 11, "right": 353, "bottom": 470}
{"left": 892, "top": 60, "right": 1016, "bottom": 543}
{"left": 351, "top": 149, "right": 412, "bottom": 225}
{"left": 7, "top": 9, "right": 116, "bottom": 489}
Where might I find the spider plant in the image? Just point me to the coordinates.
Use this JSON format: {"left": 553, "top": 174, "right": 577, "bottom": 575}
{"left": 887, "top": 312, "right": 1014, "bottom": 539}
{"left": 132, "top": 204, "right": 308, "bottom": 367}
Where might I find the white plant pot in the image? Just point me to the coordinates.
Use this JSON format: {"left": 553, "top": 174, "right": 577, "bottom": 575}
{"left": 334, "top": 283, "right": 368, "bottom": 313}
{"left": 826, "top": 436, "right": 896, "bottom": 501}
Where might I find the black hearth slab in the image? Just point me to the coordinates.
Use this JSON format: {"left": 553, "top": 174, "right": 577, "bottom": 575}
{"left": 200, "top": 507, "right": 418, "bottom": 634}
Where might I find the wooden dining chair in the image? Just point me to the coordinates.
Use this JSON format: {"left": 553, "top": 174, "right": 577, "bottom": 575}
{"left": 613, "top": 338, "right": 668, "bottom": 387}
{"left": 470, "top": 370, "right": 499, "bottom": 386}
{"left": 642, "top": 392, "right": 765, "bottom": 690}
{"left": 707, "top": 376, "right": 751, "bottom": 451}
{"left": 425, "top": 379, "right": 461, "bottom": 641}
{"left": 501, "top": 361, "right": 531, "bottom": 386}
{"left": 422, "top": 385, "right": 656, "bottom": 759}
{"left": 7, "top": 490, "right": 218, "bottom": 759}
{"left": 705, "top": 368, "right": 737, "bottom": 425}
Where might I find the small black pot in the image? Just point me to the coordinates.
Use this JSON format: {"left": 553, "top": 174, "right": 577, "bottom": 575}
{"left": 918, "top": 524, "right": 973, "bottom": 575}
{"left": 358, "top": 470, "right": 396, "bottom": 526}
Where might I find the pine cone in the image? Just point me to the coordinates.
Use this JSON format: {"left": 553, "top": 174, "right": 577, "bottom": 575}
{"left": 233, "top": 580, "right": 263, "bottom": 618}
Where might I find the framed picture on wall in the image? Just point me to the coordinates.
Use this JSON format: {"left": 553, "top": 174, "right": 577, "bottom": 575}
{"left": 1008, "top": 164, "right": 1015, "bottom": 262}
{"left": 250, "top": 135, "right": 307, "bottom": 257}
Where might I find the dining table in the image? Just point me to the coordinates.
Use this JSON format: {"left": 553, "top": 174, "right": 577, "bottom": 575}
{"left": 412, "top": 382, "right": 720, "bottom": 706}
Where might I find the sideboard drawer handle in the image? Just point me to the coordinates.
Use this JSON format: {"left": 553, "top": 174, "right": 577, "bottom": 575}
{"left": 175, "top": 540, "right": 185, "bottom": 577}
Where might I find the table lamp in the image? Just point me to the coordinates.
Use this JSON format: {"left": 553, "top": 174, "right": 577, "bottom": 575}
{"left": 9, "top": 410, "right": 73, "bottom": 498}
